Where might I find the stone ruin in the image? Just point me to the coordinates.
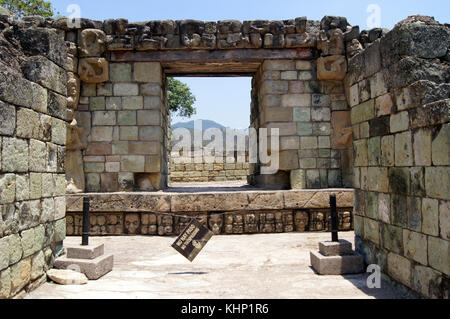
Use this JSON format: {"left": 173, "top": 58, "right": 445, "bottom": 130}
{"left": 0, "top": 11, "right": 448, "bottom": 299}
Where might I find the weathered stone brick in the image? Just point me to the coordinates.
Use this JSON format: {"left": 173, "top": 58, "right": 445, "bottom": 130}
{"left": 281, "top": 71, "right": 297, "bottom": 80}
{"left": 368, "top": 137, "right": 381, "bottom": 166}
{"left": 264, "top": 107, "right": 293, "bottom": 122}
{"left": 0, "top": 101, "right": 16, "bottom": 136}
{"left": 389, "top": 167, "right": 411, "bottom": 195}
{"left": 364, "top": 218, "right": 380, "bottom": 245}
{"left": 145, "top": 156, "right": 161, "bottom": 173}
{"left": 351, "top": 100, "right": 375, "bottom": 124}
{"left": 427, "top": 236, "right": 449, "bottom": 275}
{"left": 118, "top": 111, "right": 137, "bottom": 126}
{"left": 105, "top": 97, "right": 122, "bottom": 110}
{"left": 264, "top": 60, "right": 295, "bottom": 71}
{"left": 290, "top": 169, "right": 305, "bottom": 189}
{"left": 293, "top": 108, "right": 311, "bottom": 122}
{"left": 121, "top": 155, "right": 145, "bottom": 172}
{"left": 378, "top": 193, "right": 390, "bottom": 223}
{"left": 141, "top": 82, "right": 161, "bottom": 97}
{"left": 9, "top": 258, "right": 31, "bottom": 296}
{"left": 29, "top": 173, "right": 42, "bottom": 200}
{"left": 381, "top": 135, "right": 395, "bottom": 166}
{"left": 86, "top": 173, "right": 100, "bottom": 192}
{"left": 134, "top": 62, "right": 162, "bottom": 83}
{"left": 387, "top": 252, "right": 411, "bottom": 288}
{"left": 110, "top": 63, "right": 132, "bottom": 82}
{"left": 432, "top": 123, "right": 449, "bottom": 166}
{"left": 395, "top": 132, "right": 413, "bottom": 167}
{"left": 261, "top": 81, "right": 289, "bottom": 95}
{"left": 412, "top": 265, "right": 443, "bottom": 298}
{"left": 29, "top": 140, "right": 47, "bottom": 172}
{"left": 354, "top": 139, "right": 368, "bottom": 167}
{"left": 297, "top": 122, "right": 313, "bottom": 136}
{"left": 300, "top": 137, "right": 318, "bottom": 150}
{"left": 413, "top": 128, "right": 432, "bottom": 166}
{"left": 375, "top": 93, "right": 394, "bottom": 117}
{"left": 407, "top": 196, "right": 422, "bottom": 232}
{"left": 390, "top": 111, "right": 409, "bottom": 133}
{"left": 16, "top": 108, "right": 40, "bottom": 139}
{"left": 122, "top": 96, "right": 144, "bottom": 110}
{"left": 281, "top": 94, "right": 311, "bottom": 107}
{"left": 84, "top": 162, "right": 105, "bottom": 173}
{"left": 89, "top": 97, "right": 105, "bottom": 111}
{"left": 440, "top": 201, "right": 449, "bottom": 240}
{"left": 90, "top": 126, "right": 113, "bottom": 142}
{"left": 97, "top": 83, "right": 113, "bottom": 96}
{"left": 2, "top": 138, "right": 28, "bottom": 173}
{"left": 51, "top": 118, "right": 66, "bottom": 145}
{"left": 425, "top": 167, "right": 449, "bottom": 200}
{"left": 422, "top": 198, "right": 439, "bottom": 236}
{"left": 114, "top": 83, "right": 139, "bottom": 96}
{"left": 21, "top": 56, "right": 66, "bottom": 95}
{"left": 92, "top": 111, "right": 116, "bottom": 126}
{"left": 403, "top": 230, "right": 428, "bottom": 265}
{"left": 391, "top": 194, "right": 408, "bottom": 228}
{"left": 381, "top": 223, "right": 403, "bottom": 254}
{"left": 144, "top": 96, "right": 162, "bottom": 109}
{"left": 137, "top": 110, "right": 160, "bottom": 126}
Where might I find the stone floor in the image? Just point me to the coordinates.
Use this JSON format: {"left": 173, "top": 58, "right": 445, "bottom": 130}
{"left": 26, "top": 232, "right": 413, "bottom": 299}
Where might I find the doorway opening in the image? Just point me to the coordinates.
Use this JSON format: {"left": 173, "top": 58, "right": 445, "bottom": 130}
{"left": 168, "top": 76, "right": 253, "bottom": 189}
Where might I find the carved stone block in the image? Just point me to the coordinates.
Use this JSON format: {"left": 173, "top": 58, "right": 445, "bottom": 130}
{"left": 80, "top": 29, "right": 106, "bottom": 57}
{"left": 317, "top": 55, "right": 347, "bottom": 81}
{"left": 78, "top": 58, "right": 109, "bottom": 83}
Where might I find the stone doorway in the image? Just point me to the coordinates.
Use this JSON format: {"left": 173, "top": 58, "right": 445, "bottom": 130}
{"left": 168, "top": 76, "right": 252, "bottom": 187}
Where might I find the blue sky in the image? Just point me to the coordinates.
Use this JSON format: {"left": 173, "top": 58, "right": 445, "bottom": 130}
{"left": 52, "top": 0, "right": 449, "bottom": 129}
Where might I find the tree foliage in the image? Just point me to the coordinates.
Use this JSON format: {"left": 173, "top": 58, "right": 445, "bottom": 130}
{"left": 0, "top": 0, "right": 54, "bottom": 18}
{"left": 168, "top": 77, "right": 196, "bottom": 118}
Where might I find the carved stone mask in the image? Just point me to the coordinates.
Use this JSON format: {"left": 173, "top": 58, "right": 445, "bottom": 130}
{"left": 208, "top": 214, "right": 224, "bottom": 235}
{"left": 125, "top": 214, "right": 140, "bottom": 234}
{"left": 294, "top": 212, "right": 309, "bottom": 231}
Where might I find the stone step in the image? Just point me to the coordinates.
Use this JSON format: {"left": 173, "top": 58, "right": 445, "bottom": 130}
{"left": 310, "top": 251, "right": 364, "bottom": 275}
{"left": 54, "top": 254, "right": 114, "bottom": 280}
{"left": 319, "top": 240, "right": 353, "bottom": 256}
{"left": 66, "top": 243, "right": 105, "bottom": 260}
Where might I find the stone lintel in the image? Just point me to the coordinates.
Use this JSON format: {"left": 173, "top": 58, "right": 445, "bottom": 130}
{"left": 66, "top": 189, "right": 354, "bottom": 213}
{"left": 111, "top": 48, "right": 314, "bottom": 64}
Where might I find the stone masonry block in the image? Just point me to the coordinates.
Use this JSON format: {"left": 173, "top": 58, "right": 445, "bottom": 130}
{"left": 134, "top": 62, "right": 162, "bottom": 83}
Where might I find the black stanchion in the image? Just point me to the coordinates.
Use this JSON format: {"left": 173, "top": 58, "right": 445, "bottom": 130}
{"left": 82, "top": 197, "right": 90, "bottom": 246}
{"left": 330, "top": 195, "right": 339, "bottom": 242}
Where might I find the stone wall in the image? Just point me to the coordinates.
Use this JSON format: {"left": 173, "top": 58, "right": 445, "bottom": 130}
{"left": 0, "top": 15, "right": 68, "bottom": 298}
{"left": 66, "top": 190, "right": 354, "bottom": 236}
{"left": 170, "top": 150, "right": 249, "bottom": 182}
{"left": 53, "top": 16, "right": 360, "bottom": 192}
{"left": 346, "top": 16, "right": 449, "bottom": 298}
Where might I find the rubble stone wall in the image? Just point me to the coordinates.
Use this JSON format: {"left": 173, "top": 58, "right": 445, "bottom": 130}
{"left": 169, "top": 150, "right": 250, "bottom": 182}
{"left": 0, "top": 15, "right": 68, "bottom": 298}
{"left": 346, "top": 16, "right": 449, "bottom": 298}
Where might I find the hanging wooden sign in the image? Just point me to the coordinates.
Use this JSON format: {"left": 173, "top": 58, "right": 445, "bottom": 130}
{"left": 172, "top": 218, "right": 214, "bottom": 262}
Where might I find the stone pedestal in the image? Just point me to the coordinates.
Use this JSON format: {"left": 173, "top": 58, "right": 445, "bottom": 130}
{"left": 54, "top": 243, "right": 114, "bottom": 280}
{"left": 310, "top": 240, "right": 364, "bottom": 275}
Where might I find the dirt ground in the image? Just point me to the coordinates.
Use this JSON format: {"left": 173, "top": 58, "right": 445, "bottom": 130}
{"left": 26, "top": 232, "right": 413, "bottom": 299}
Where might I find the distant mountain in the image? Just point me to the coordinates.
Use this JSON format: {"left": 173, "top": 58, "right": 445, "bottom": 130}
{"left": 172, "top": 119, "right": 226, "bottom": 131}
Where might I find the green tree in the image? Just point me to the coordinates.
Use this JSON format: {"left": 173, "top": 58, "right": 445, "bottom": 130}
{"left": 0, "top": 0, "right": 54, "bottom": 18}
{"left": 168, "top": 77, "right": 196, "bottom": 118}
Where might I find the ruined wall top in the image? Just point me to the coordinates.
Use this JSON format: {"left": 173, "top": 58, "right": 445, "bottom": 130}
{"left": 0, "top": 12, "right": 391, "bottom": 52}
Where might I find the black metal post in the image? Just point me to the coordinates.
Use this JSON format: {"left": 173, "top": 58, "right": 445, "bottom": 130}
{"left": 330, "top": 195, "right": 339, "bottom": 242}
{"left": 82, "top": 197, "right": 90, "bottom": 246}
